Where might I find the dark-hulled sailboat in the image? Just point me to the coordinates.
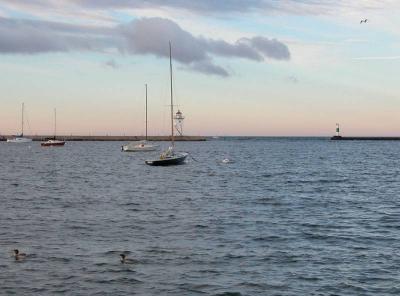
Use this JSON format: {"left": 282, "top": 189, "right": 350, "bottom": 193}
{"left": 41, "top": 108, "right": 65, "bottom": 147}
{"left": 145, "top": 43, "right": 188, "bottom": 166}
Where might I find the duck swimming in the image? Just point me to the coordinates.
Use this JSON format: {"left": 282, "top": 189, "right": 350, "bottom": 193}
{"left": 120, "top": 254, "right": 134, "bottom": 264}
{"left": 13, "top": 249, "right": 26, "bottom": 260}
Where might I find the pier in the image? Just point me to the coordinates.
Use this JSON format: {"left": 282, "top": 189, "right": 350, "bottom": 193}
{"left": 330, "top": 123, "right": 400, "bottom": 141}
{"left": 0, "top": 135, "right": 207, "bottom": 142}
{"left": 331, "top": 136, "right": 400, "bottom": 141}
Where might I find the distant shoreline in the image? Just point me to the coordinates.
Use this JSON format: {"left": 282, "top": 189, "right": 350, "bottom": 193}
{"left": 3, "top": 135, "right": 400, "bottom": 142}
{"left": 331, "top": 136, "right": 400, "bottom": 141}
{"left": 0, "top": 135, "right": 207, "bottom": 142}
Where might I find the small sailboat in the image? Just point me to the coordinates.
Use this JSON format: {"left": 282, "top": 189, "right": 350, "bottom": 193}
{"left": 145, "top": 42, "right": 188, "bottom": 166}
{"left": 122, "top": 84, "right": 157, "bottom": 152}
{"left": 7, "top": 103, "right": 32, "bottom": 143}
{"left": 41, "top": 108, "right": 65, "bottom": 147}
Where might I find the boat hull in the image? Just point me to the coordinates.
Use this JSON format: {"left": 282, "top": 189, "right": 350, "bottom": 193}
{"left": 7, "top": 137, "right": 32, "bottom": 143}
{"left": 41, "top": 140, "right": 65, "bottom": 147}
{"left": 122, "top": 145, "right": 156, "bottom": 152}
{"left": 145, "top": 153, "right": 187, "bottom": 166}
{"left": 122, "top": 140, "right": 157, "bottom": 152}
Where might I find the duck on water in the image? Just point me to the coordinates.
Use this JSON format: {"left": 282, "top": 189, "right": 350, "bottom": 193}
{"left": 120, "top": 254, "right": 135, "bottom": 264}
{"left": 13, "top": 249, "right": 27, "bottom": 260}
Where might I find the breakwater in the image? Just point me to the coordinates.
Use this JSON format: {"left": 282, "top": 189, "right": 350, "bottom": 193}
{"left": 0, "top": 135, "right": 207, "bottom": 141}
{"left": 331, "top": 136, "right": 400, "bottom": 141}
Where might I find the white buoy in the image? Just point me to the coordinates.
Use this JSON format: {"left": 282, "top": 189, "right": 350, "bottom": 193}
{"left": 222, "top": 158, "right": 233, "bottom": 164}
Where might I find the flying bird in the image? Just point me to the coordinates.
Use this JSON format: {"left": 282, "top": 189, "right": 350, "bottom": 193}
{"left": 360, "top": 19, "right": 368, "bottom": 24}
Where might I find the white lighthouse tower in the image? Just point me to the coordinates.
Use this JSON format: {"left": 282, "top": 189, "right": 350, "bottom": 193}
{"left": 174, "top": 109, "right": 185, "bottom": 136}
{"left": 335, "top": 123, "right": 340, "bottom": 137}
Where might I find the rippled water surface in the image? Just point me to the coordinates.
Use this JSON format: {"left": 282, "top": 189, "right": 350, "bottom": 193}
{"left": 1, "top": 138, "right": 400, "bottom": 295}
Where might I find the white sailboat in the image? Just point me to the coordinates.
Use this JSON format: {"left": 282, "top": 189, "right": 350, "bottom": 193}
{"left": 7, "top": 103, "right": 32, "bottom": 143}
{"left": 41, "top": 108, "right": 65, "bottom": 147}
{"left": 122, "top": 84, "right": 157, "bottom": 152}
{"left": 145, "top": 42, "right": 188, "bottom": 166}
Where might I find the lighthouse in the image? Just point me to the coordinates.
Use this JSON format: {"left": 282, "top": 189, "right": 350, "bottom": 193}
{"left": 336, "top": 123, "right": 340, "bottom": 137}
{"left": 174, "top": 109, "right": 185, "bottom": 136}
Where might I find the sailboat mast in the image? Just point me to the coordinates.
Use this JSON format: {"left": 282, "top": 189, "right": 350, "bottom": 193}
{"left": 169, "top": 42, "right": 175, "bottom": 147}
{"left": 145, "top": 84, "right": 148, "bottom": 141}
{"left": 21, "top": 102, "right": 24, "bottom": 136}
{"left": 54, "top": 108, "right": 57, "bottom": 139}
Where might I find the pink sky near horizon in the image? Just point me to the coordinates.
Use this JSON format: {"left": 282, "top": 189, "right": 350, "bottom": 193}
{"left": 1, "top": 1, "right": 400, "bottom": 137}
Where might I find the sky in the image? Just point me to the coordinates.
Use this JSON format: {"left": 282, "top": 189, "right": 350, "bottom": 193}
{"left": 0, "top": 0, "right": 399, "bottom": 136}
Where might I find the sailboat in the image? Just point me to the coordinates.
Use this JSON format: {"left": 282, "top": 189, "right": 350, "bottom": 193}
{"left": 122, "top": 84, "right": 157, "bottom": 152}
{"left": 7, "top": 103, "right": 32, "bottom": 143}
{"left": 145, "top": 42, "right": 188, "bottom": 166}
{"left": 41, "top": 108, "right": 65, "bottom": 147}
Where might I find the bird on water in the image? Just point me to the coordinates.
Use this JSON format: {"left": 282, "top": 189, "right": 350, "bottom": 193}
{"left": 120, "top": 253, "right": 137, "bottom": 264}
{"left": 120, "top": 253, "right": 134, "bottom": 264}
{"left": 13, "top": 249, "right": 27, "bottom": 260}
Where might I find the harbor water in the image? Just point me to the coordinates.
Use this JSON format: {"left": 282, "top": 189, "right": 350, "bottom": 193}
{"left": 1, "top": 138, "right": 399, "bottom": 295}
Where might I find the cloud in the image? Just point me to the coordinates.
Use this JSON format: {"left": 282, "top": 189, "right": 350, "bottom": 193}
{"left": 286, "top": 75, "right": 299, "bottom": 83}
{"left": 118, "top": 17, "right": 207, "bottom": 64}
{"left": 104, "top": 59, "right": 119, "bottom": 68}
{"left": 2, "top": 0, "right": 399, "bottom": 20}
{"left": 0, "top": 16, "right": 290, "bottom": 76}
{"left": 118, "top": 18, "right": 290, "bottom": 76}
{"left": 186, "top": 61, "right": 229, "bottom": 77}
{"left": 352, "top": 55, "right": 400, "bottom": 60}
{"left": 67, "top": 0, "right": 400, "bottom": 16}
{"left": 242, "top": 37, "right": 290, "bottom": 60}
{"left": 75, "top": 0, "right": 267, "bottom": 13}
{"left": 0, "top": 17, "right": 113, "bottom": 53}
{"left": 54, "top": 0, "right": 400, "bottom": 15}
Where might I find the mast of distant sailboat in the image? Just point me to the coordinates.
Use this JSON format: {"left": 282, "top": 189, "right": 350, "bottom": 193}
{"left": 145, "top": 84, "right": 148, "bottom": 141}
{"left": 169, "top": 42, "right": 175, "bottom": 148}
{"left": 21, "top": 102, "right": 24, "bottom": 136}
{"left": 54, "top": 108, "right": 57, "bottom": 139}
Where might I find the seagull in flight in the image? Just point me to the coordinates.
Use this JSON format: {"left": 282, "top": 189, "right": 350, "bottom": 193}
{"left": 360, "top": 19, "right": 368, "bottom": 24}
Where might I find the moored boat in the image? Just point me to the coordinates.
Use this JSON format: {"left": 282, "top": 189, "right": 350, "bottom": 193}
{"left": 7, "top": 136, "right": 32, "bottom": 143}
{"left": 41, "top": 108, "right": 65, "bottom": 147}
{"left": 122, "top": 140, "right": 155, "bottom": 152}
{"left": 145, "top": 42, "right": 188, "bottom": 166}
{"left": 145, "top": 147, "right": 187, "bottom": 166}
{"left": 122, "top": 84, "right": 157, "bottom": 152}
{"left": 41, "top": 139, "right": 65, "bottom": 147}
{"left": 7, "top": 103, "right": 32, "bottom": 143}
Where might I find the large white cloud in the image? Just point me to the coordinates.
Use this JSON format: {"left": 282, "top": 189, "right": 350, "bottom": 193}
{"left": 0, "top": 17, "right": 290, "bottom": 76}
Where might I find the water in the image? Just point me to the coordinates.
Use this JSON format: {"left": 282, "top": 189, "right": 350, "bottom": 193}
{"left": 1, "top": 138, "right": 399, "bottom": 295}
